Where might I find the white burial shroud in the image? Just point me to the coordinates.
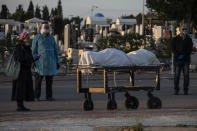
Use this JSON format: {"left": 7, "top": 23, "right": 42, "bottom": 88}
{"left": 79, "top": 48, "right": 160, "bottom": 73}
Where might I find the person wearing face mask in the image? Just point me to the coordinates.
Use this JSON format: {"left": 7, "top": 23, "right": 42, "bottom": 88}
{"left": 12, "top": 32, "right": 35, "bottom": 111}
{"left": 32, "top": 22, "right": 59, "bottom": 101}
{"left": 171, "top": 24, "right": 193, "bottom": 95}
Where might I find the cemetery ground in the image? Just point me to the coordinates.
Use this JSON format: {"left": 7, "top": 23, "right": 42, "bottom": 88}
{"left": 0, "top": 71, "right": 197, "bottom": 131}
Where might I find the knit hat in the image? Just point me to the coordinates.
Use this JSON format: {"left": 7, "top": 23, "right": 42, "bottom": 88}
{"left": 19, "top": 32, "right": 29, "bottom": 40}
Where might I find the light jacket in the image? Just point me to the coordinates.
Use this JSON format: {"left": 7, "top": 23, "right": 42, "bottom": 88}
{"left": 32, "top": 34, "right": 59, "bottom": 76}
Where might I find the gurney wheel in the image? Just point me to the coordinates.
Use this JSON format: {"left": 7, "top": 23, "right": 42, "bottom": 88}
{"left": 125, "top": 96, "right": 139, "bottom": 109}
{"left": 107, "top": 99, "right": 117, "bottom": 110}
{"left": 147, "top": 97, "right": 162, "bottom": 109}
{"left": 83, "top": 99, "right": 94, "bottom": 111}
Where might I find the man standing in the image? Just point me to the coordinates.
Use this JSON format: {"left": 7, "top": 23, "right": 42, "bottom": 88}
{"left": 171, "top": 24, "right": 193, "bottom": 95}
{"left": 32, "top": 22, "right": 59, "bottom": 101}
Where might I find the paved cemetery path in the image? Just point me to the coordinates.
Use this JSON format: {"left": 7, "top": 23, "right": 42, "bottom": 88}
{"left": 0, "top": 72, "right": 197, "bottom": 131}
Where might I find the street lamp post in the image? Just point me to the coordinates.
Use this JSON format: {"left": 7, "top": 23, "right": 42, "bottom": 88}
{"left": 68, "top": 15, "right": 73, "bottom": 20}
{"left": 142, "top": 0, "right": 145, "bottom": 35}
{"left": 91, "top": 5, "right": 98, "bottom": 16}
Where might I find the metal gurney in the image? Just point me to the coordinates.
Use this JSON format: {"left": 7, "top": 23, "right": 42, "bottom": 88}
{"left": 77, "top": 64, "right": 163, "bottom": 111}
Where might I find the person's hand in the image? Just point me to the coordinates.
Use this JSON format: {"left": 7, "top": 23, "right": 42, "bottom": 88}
{"left": 178, "top": 54, "right": 184, "bottom": 60}
{"left": 57, "top": 63, "right": 60, "bottom": 70}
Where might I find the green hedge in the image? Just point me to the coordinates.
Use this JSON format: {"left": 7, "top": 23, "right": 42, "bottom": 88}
{"left": 96, "top": 34, "right": 155, "bottom": 53}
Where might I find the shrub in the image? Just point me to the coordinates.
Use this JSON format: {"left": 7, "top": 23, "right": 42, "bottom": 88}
{"left": 132, "top": 123, "right": 144, "bottom": 131}
{"left": 96, "top": 34, "right": 155, "bottom": 53}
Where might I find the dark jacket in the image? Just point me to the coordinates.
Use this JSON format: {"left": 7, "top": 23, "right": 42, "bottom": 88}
{"left": 12, "top": 43, "right": 35, "bottom": 101}
{"left": 171, "top": 34, "right": 193, "bottom": 63}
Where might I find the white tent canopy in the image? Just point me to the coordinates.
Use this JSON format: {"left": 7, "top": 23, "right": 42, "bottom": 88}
{"left": 25, "top": 17, "right": 44, "bottom": 24}
{"left": 86, "top": 16, "right": 108, "bottom": 25}
{"left": 116, "top": 18, "right": 137, "bottom": 25}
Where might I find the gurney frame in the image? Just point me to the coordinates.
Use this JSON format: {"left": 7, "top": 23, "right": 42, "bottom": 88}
{"left": 77, "top": 65, "right": 162, "bottom": 111}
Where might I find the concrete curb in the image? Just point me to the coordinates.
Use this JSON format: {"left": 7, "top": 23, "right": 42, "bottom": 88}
{"left": 0, "top": 112, "right": 197, "bottom": 131}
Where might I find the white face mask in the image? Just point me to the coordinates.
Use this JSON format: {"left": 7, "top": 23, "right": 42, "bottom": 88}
{"left": 182, "top": 30, "right": 187, "bottom": 35}
{"left": 41, "top": 24, "right": 50, "bottom": 36}
{"left": 41, "top": 29, "right": 50, "bottom": 35}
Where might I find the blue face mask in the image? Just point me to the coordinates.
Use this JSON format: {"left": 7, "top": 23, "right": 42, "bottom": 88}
{"left": 182, "top": 28, "right": 188, "bottom": 35}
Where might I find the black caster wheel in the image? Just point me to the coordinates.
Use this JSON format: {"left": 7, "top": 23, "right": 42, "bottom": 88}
{"left": 125, "top": 96, "right": 139, "bottom": 109}
{"left": 107, "top": 99, "right": 117, "bottom": 110}
{"left": 83, "top": 99, "right": 94, "bottom": 111}
{"left": 147, "top": 97, "right": 162, "bottom": 109}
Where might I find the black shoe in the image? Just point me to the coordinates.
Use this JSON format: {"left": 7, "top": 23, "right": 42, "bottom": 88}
{"left": 174, "top": 90, "right": 179, "bottom": 95}
{"left": 35, "top": 98, "right": 40, "bottom": 101}
{"left": 46, "top": 97, "right": 55, "bottom": 101}
{"left": 16, "top": 107, "right": 30, "bottom": 112}
{"left": 184, "top": 91, "right": 188, "bottom": 95}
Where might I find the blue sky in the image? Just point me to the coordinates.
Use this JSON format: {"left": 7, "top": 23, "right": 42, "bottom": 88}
{"left": 0, "top": 0, "right": 148, "bottom": 19}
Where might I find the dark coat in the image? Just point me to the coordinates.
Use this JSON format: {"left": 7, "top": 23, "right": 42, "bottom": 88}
{"left": 171, "top": 35, "right": 193, "bottom": 63}
{"left": 12, "top": 43, "right": 35, "bottom": 101}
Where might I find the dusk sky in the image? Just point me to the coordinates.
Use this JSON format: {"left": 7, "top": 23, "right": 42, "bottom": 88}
{"left": 0, "top": 0, "right": 148, "bottom": 19}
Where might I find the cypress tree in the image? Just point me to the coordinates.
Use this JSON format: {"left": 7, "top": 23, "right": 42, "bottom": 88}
{"left": 42, "top": 5, "right": 50, "bottom": 21}
{"left": 57, "top": 0, "right": 63, "bottom": 18}
{"left": 35, "top": 5, "right": 41, "bottom": 19}
{"left": 12, "top": 5, "right": 26, "bottom": 22}
{"left": 26, "top": 0, "right": 34, "bottom": 19}
{"left": 0, "top": 5, "right": 9, "bottom": 19}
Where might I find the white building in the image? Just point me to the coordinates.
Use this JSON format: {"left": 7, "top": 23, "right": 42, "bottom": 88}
{"left": 25, "top": 17, "right": 44, "bottom": 24}
{"left": 115, "top": 18, "right": 137, "bottom": 26}
{"left": 115, "top": 18, "right": 137, "bottom": 35}
{"left": 0, "top": 19, "right": 24, "bottom": 37}
{"left": 86, "top": 13, "right": 112, "bottom": 28}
